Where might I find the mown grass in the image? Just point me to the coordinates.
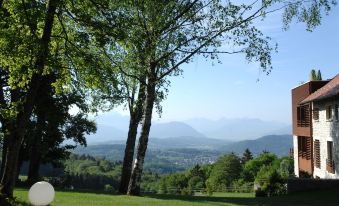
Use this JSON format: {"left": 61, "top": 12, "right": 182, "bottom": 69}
{"left": 14, "top": 187, "right": 339, "bottom": 206}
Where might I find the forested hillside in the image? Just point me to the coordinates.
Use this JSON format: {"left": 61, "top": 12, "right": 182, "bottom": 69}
{"left": 74, "top": 134, "right": 292, "bottom": 173}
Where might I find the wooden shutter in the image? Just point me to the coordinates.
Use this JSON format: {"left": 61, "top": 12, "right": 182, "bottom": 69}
{"left": 313, "top": 108, "right": 319, "bottom": 121}
{"left": 306, "top": 137, "right": 312, "bottom": 160}
{"left": 314, "top": 140, "right": 320, "bottom": 168}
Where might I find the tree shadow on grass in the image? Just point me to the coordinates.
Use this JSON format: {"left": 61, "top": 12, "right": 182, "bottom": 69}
{"left": 143, "top": 188, "right": 339, "bottom": 206}
{"left": 143, "top": 194, "right": 273, "bottom": 206}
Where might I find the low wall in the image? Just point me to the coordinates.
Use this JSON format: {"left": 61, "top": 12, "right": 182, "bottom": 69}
{"left": 287, "top": 178, "right": 339, "bottom": 194}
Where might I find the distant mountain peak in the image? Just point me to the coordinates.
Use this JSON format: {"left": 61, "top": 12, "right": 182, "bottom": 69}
{"left": 150, "top": 121, "right": 205, "bottom": 138}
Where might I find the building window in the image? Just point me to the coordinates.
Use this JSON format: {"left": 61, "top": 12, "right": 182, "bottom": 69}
{"left": 297, "top": 105, "right": 310, "bottom": 127}
{"left": 314, "top": 140, "right": 321, "bottom": 168}
{"left": 335, "top": 104, "right": 338, "bottom": 121}
{"left": 326, "top": 141, "right": 335, "bottom": 174}
{"left": 313, "top": 108, "right": 319, "bottom": 121}
{"left": 326, "top": 105, "right": 333, "bottom": 120}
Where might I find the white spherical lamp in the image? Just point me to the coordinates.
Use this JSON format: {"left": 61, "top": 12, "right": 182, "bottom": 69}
{"left": 28, "top": 181, "right": 55, "bottom": 206}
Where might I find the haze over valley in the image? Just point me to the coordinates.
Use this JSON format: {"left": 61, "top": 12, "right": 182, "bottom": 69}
{"left": 86, "top": 112, "right": 291, "bottom": 144}
{"left": 77, "top": 112, "right": 293, "bottom": 173}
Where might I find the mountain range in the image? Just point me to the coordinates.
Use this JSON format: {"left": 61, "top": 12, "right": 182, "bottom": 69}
{"left": 86, "top": 112, "right": 291, "bottom": 144}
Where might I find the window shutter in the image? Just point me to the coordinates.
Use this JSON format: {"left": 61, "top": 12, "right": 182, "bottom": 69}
{"left": 314, "top": 140, "right": 320, "bottom": 168}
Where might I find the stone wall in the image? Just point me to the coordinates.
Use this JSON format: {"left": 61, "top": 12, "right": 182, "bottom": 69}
{"left": 312, "top": 99, "right": 339, "bottom": 178}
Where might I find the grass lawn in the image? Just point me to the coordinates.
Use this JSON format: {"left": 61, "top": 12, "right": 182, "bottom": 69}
{"left": 14, "top": 187, "right": 339, "bottom": 206}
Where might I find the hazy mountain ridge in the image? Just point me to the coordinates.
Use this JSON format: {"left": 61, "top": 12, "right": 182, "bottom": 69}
{"left": 185, "top": 118, "right": 290, "bottom": 140}
{"left": 220, "top": 134, "right": 292, "bottom": 156}
{"left": 87, "top": 113, "right": 291, "bottom": 144}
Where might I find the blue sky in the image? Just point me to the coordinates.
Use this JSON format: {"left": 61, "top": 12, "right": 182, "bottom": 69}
{"left": 114, "top": 5, "right": 339, "bottom": 124}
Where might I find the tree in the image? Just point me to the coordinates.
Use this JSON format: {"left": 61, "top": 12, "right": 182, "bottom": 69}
{"left": 310, "top": 69, "right": 323, "bottom": 81}
{"left": 206, "top": 153, "right": 242, "bottom": 191}
{"left": 125, "top": 0, "right": 279, "bottom": 195}
{"left": 241, "top": 148, "right": 253, "bottom": 164}
{"left": 20, "top": 90, "right": 97, "bottom": 185}
{"left": 0, "top": 0, "right": 60, "bottom": 198}
{"left": 282, "top": 0, "right": 336, "bottom": 32}
{"left": 0, "top": 0, "right": 110, "bottom": 200}
{"left": 317, "top": 70, "right": 322, "bottom": 80}
{"left": 125, "top": 0, "right": 337, "bottom": 195}
{"left": 310, "top": 69, "right": 317, "bottom": 81}
{"left": 241, "top": 152, "right": 277, "bottom": 182}
{"left": 57, "top": 1, "right": 147, "bottom": 194}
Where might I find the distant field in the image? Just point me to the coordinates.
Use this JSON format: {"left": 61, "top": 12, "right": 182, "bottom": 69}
{"left": 14, "top": 188, "right": 339, "bottom": 206}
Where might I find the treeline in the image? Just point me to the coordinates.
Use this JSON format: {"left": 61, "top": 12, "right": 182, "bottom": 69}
{"left": 63, "top": 154, "right": 122, "bottom": 192}
{"left": 146, "top": 150, "right": 294, "bottom": 196}
{"left": 44, "top": 154, "right": 159, "bottom": 193}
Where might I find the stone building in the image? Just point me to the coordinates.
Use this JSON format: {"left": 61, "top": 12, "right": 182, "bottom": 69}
{"left": 292, "top": 74, "right": 339, "bottom": 178}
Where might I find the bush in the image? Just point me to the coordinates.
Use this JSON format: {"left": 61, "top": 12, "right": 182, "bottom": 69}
{"left": 232, "top": 179, "right": 254, "bottom": 193}
{"left": 254, "top": 165, "right": 287, "bottom": 197}
{"left": 180, "top": 187, "right": 193, "bottom": 196}
{"left": 205, "top": 180, "right": 214, "bottom": 196}
{"left": 104, "top": 184, "right": 116, "bottom": 193}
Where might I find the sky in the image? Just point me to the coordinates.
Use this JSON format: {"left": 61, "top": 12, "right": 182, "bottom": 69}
{"left": 112, "top": 5, "right": 339, "bottom": 125}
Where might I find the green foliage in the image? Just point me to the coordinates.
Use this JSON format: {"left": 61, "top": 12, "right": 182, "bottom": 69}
{"left": 63, "top": 154, "right": 122, "bottom": 191}
{"left": 278, "top": 157, "right": 294, "bottom": 179}
{"left": 317, "top": 70, "right": 322, "bottom": 80}
{"left": 310, "top": 69, "right": 317, "bottom": 81}
{"left": 152, "top": 151, "right": 292, "bottom": 196}
{"left": 254, "top": 165, "right": 287, "bottom": 197}
{"left": 241, "top": 148, "right": 253, "bottom": 164}
{"left": 207, "top": 154, "right": 242, "bottom": 191}
{"left": 282, "top": 0, "right": 337, "bottom": 31}
{"left": 241, "top": 152, "right": 278, "bottom": 182}
{"left": 232, "top": 179, "right": 253, "bottom": 193}
{"left": 104, "top": 184, "right": 116, "bottom": 194}
{"left": 310, "top": 69, "right": 322, "bottom": 81}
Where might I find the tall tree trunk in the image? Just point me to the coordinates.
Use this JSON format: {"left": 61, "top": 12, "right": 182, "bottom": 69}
{"left": 0, "top": 131, "right": 24, "bottom": 197}
{"left": 119, "top": 84, "right": 145, "bottom": 194}
{"left": 0, "top": 0, "right": 57, "bottom": 198}
{"left": 0, "top": 126, "right": 8, "bottom": 178}
{"left": 0, "top": 70, "right": 8, "bottom": 178}
{"left": 15, "top": 150, "right": 25, "bottom": 185}
{"left": 27, "top": 144, "right": 42, "bottom": 185}
{"left": 27, "top": 116, "right": 44, "bottom": 185}
{"left": 127, "top": 79, "right": 156, "bottom": 195}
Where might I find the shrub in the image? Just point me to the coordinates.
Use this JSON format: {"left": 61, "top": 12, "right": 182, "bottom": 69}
{"left": 232, "top": 179, "right": 254, "bottom": 193}
{"left": 254, "top": 165, "right": 287, "bottom": 197}
{"left": 180, "top": 187, "right": 193, "bottom": 196}
{"left": 205, "top": 180, "right": 214, "bottom": 196}
{"left": 104, "top": 184, "right": 116, "bottom": 193}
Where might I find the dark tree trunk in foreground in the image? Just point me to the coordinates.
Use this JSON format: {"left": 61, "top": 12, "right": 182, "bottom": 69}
{"left": 0, "top": 132, "right": 23, "bottom": 197}
{"left": 0, "top": 0, "right": 57, "bottom": 198}
{"left": 27, "top": 139, "right": 42, "bottom": 185}
{"left": 27, "top": 114, "right": 45, "bottom": 185}
{"left": 127, "top": 78, "right": 156, "bottom": 195}
{"left": 0, "top": 124, "right": 8, "bottom": 177}
{"left": 119, "top": 85, "right": 145, "bottom": 194}
{"left": 119, "top": 113, "right": 141, "bottom": 193}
